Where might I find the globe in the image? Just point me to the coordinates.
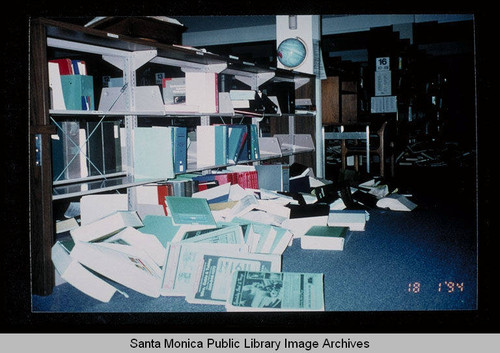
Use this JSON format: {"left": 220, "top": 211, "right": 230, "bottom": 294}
{"left": 277, "top": 37, "right": 307, "bottom": 68}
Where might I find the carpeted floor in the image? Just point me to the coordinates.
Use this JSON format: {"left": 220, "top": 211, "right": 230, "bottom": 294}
{"left": 32, "top": 165, "right": 478, "bottom": 315}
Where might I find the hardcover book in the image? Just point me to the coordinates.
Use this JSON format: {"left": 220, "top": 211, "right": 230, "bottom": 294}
{"left": 301, "top": 225, "right": 349, "bottom": 250}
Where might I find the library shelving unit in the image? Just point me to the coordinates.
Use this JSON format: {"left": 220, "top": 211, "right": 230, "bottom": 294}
{"left": 29, "top": 18, "right": 316, "bottom": 295}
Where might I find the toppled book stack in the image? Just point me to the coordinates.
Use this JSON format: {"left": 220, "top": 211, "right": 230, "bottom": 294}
{"left": 52, "top": 167, "right": 422, "bottom": 310}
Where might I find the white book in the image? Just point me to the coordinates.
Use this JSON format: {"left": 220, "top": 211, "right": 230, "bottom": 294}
{"left": 48, "top": 62, "right": 66, "bottom": 110}
{"left": 51, "top": 241, "right": 118, "bottom": 302}
{"left": 70, "top": 210, "right": 143, "bottom": 243}
{"left": 80, "top": 194, "right": 128, "bottom": 225}
{"left": 103, "top": 227, "right": 167, "bottom": 267}
{"left": 196, "top": 125, "right": 216, "bottom": 168}
{"left": 70, "top": 241, "right": 162, "bottom": 298}
{"left": 376, "top": 194, "right": 417, "bottom": 211}
{"left": 185, "top": 72, "right": 218, "bottom": 114}
{"left": 226, "top": 194, "right": 259, "bottom": 221}
{"left": 327, "top": 210, "right": 369, "bottom": 231}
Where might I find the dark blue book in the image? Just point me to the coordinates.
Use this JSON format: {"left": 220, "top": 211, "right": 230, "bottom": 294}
{"left": 227, "top": 125, "right": 246, "bottom": 163}
{"left": 171, "top": 126, "right": 187, "bottom": 174}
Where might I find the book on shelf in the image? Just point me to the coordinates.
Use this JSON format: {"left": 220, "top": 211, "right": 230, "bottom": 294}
{"left": 69, "top": 210, "right": 143, "bottom": 243}
{"left": 227, "top": 125, "right": 247, "bottom": 164}
{"left": 327, "top": 210, "right": 369, "bottom": 231}
{"left": 301, "top": 225, "right": 349, "bottom": 250}
{"left": 171, "top": 126, "right": 187, "bottom": 174}
{"left": 192, "top": 174, "right": 219, "bottom": 191}
{"left": 133, "top": 126, "right": 175, "bottom": 181}
{"left": 196, "top": 125, "right": 228, "bottom": 168}
{"left": 49, "top": 58, "right": 87, "bottom": 75}
{"left": 249, "top": 124, "right": 260, "bottom": 160}
{"left": 86, "top": 121, "right": 122, "bottom": 176}
{"left": 185, "top": 71, "right": 218, "bottom": 114}
{"left": 70, "top": 241, "right": 162, "bottom": 298}
{"left": 48, "top": 62, "right": 66, "bottom": 110}
{"left": 226, "top": 271, "right": 324, "bottom": 311}
{"left": 255, "top": 164, "right": 290, "bottom": 192}
{"left": 162, "top": 77, "right": 186, "bottom": 104}
{"left": 51, "top": 121, "right": 86, "bottom": 181}
{"left": 60, "top": 75, "right": 94, "bottom": 111}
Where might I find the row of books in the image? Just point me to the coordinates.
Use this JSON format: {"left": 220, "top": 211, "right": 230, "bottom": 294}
{"left": 51, "top": 120, "right": 310, "bottom": 189}
{"left": 132, "top": 123, "right": 264, "bottom": 181}
{"left": 49, "top": 58, "right": 94, "bottom": 111}
{"left": 162, "top": 73, "right": 280, "bottom": 116}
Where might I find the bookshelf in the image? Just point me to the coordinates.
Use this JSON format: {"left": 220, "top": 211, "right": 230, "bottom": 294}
{"left": 29, "top": 18, "right": 316, "bottom": 295}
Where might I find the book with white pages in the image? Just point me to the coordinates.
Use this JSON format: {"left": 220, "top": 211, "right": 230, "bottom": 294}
{"left": 185, "top": 248, "right": 281, "bottom": 305}
{"left": 103, "top": 227, "right": 166, "bottom": 267}
{"left": 327, "top": 210, "right": 369, "bottom": 231}
{"left": 51, "top": 241, "right": 119, "bottom": 303}
{"left": 70, "top": 210, "right": 143, "bottom": 243}
{"left": 160, "top": 242, "right": 249, "bottom": 297}
{"left": 70, "top": 241, "right": 162, "bottom": 298}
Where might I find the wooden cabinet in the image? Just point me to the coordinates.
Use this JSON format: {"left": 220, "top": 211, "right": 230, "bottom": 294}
{"left": 321, "top": 76, "right": 358, "bottom": 125}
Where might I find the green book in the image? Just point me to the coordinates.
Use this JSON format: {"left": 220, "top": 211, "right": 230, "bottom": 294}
{"left": 226, "top": 271, "right": 324, "bottom": 311}
{"left": 137, "top": 215, "right": 181, "bottom": 247}
{"left": 301, "top": 225, "right": 349, "bottom": 250}
{"left": 165, "top": 196, "right": 217, "bottom": 241}
{"left": 133, "top": 127, "right": 174, "bottom": 181}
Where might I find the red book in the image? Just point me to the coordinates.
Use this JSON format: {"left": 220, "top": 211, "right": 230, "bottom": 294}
{"left": 157, "top": 184, "right": 172, "bottom": 215}
{"left": 49, "top": 59, "right": 74, "bottom": 75}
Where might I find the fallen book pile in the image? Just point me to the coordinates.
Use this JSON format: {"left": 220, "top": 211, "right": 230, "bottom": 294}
{"left": 51, "top": 168, "right": 416, "bottom": 309}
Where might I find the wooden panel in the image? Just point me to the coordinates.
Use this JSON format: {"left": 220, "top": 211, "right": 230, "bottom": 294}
{"left": 321, "top": 76, "right": 340, "bottom": 125}
{"left": 342, "top": 94, "right": 358, "bottom": 124}
{"left": 30, "top": 19, "right": 56, "bottom": 295}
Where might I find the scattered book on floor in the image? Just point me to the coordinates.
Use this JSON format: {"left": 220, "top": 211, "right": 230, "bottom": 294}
{"left": 52, "top": 241, "right": 119, "bottom": 303}
{"left": 165, "top": 196, "right": 217, "bottom": 242}
{"left": 376, "top": 193, "right": 417, "bottom": 211}
{"left": 226, "top": 271, "right": 325, "bottom": 311}
{"left": 69, "top": 210, "right": 143, "bottom": 243}
{"left": 180, "top": 224, "right": 246, "bottom": 245}
{"left": 185, "top": 248, "right": 282, "bottom": 305}
{"left": 301, "top": 225, "right": 349, "bottom": 251}
{"left": 70, "top": 241, "right": 163, "bottom": 298}
{"left": 327, "top": 210, "right": 369, "bottom": 231}
{"left": 102, "top": 226, "right": 166, "bottom": 267}
{"left": 136, "top": 215, "right": 180, "bottom": 247}
{"left": 160, "top": 242, "right": 264, "bottom": 297}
